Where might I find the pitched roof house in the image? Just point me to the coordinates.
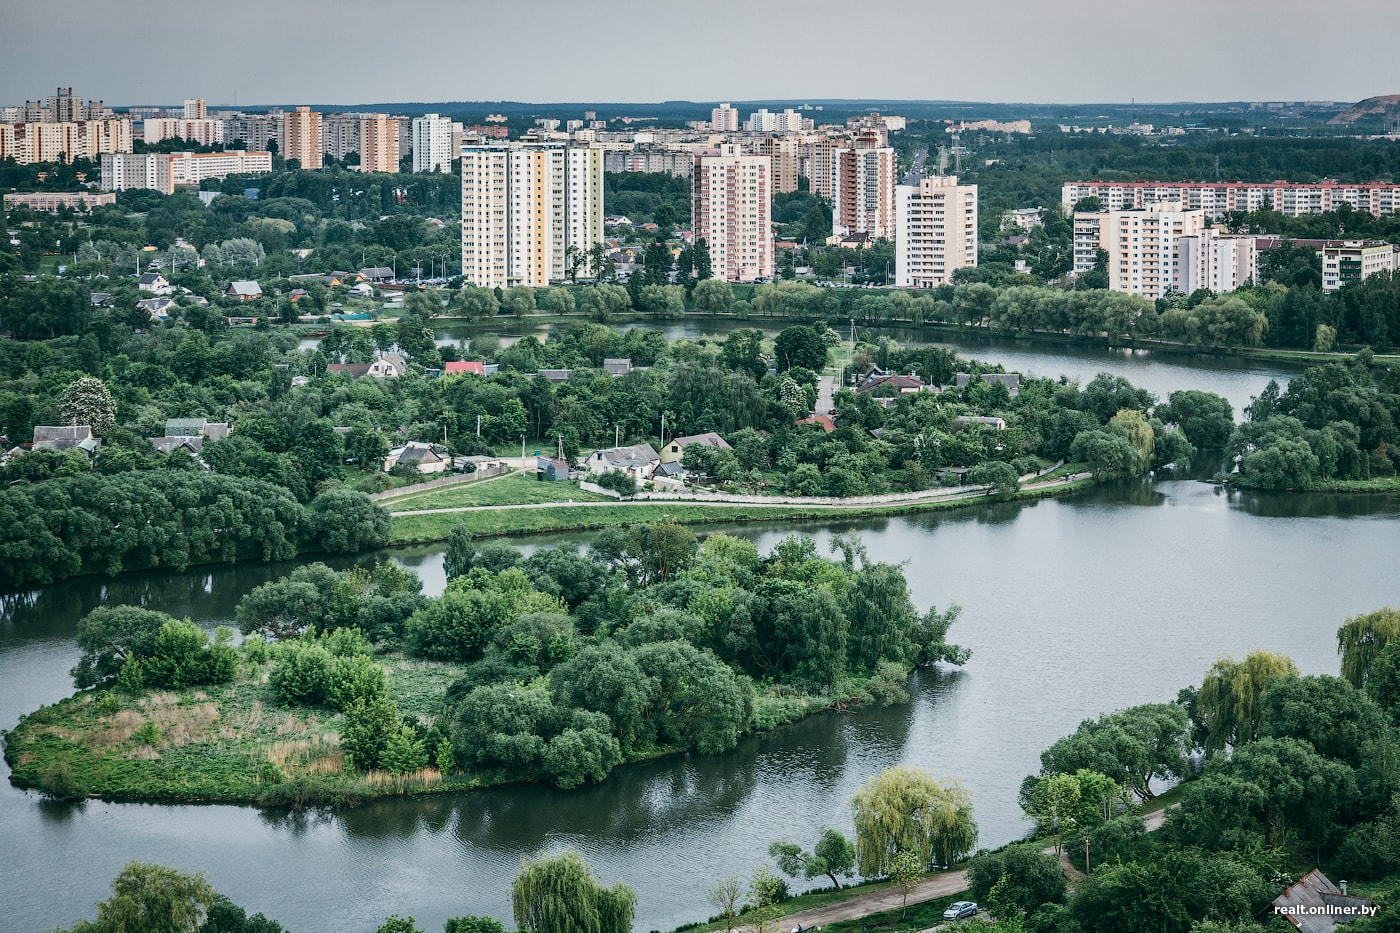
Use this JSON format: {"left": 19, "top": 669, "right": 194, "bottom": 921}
{"left": 384, "top": 441, "right": 448, "bottom": 474}
{"left": 32, "top": 425, "right": 101, "bottom": 455}
{"left": 1271, "top": 870, "right": 1377, "bottom": 932}
{"left": 165, "top": 418, "right": 231, "bottom": 441}
{"left": 857, "top": 372, "right": 926, "bottom": 395}
{"left": 659, "top": 432, "right": 732, "bottom": 464}
{"left": 226, "top": 280, "right": 263, "bottom": 300}
{"left": 327, "top": 354, "right": 407, "bottom": 379}
{"left": 586, "top": 443, "right": 660, "bottom": 479}
{"left": 603, "top": 358, "right": 633, "bottom": 375}
{"left": 955, "top": 372, "right": 1021, "bottom": 396}
{"left": 444, "top": 361, "right": 485, "bottom": 375}
{"left": 138, "top": 272, "right": 173, "bottom": 295}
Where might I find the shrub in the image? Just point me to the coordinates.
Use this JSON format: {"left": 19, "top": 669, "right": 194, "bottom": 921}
{"left": 270, "top": 642, "right": 333, "bottom": 706}
{"left": 134, "top": 720, "right": 162, "bottom": 746}
{"left": 38, "top": 762, "right": 87, "bottom": 800}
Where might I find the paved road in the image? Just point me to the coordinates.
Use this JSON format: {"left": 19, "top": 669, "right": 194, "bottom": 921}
{"left": 815, "top": 374, "right": 836, "bottom": 416}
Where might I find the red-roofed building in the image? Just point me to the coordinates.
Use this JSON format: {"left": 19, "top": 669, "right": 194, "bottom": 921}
{"left": 444, "top": 360, "right": 485, "bottom": 375}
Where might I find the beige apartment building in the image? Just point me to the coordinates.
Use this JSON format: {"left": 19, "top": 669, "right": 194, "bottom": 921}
{"left": 3, "top": 191, "right": 116, "bottom": 212}
{"left": 282, "top": 106, "right": 323, "bottom": 169}
{"left": 756, "top": 135, "right": 800, "bottom": 194}
{"left": 692, "top": 145, "right": 773, "bottom": 283}
{"left": 359, "top": 113, "right": 398, "bottom": 173}
{"left": 1321, "top": 241, "right": 1398, "bottom": 292}
{"left": 1073, "top": 202, "right": 1208, "bottom": 299}
{"left": 0, "top": 118, "right": 132, "bottom": 164}
{"left": 833, "top": 134, "right": 897, "bottom": 240}
{"left": 460, "top": 142, "right": 604, "bottom": 288}
{"left": 895, "top": 175, "right": 978, "bottom": 288}
{"left": 142, "top": 118, "right": 225, "bottom": 146}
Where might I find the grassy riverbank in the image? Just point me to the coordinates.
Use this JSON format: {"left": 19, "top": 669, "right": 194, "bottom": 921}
{"left": 1229, "top": 474, "right": 1400, "bottom": 494}
{"left": 388, "top": 478, "right": 1094, "bottom": 545}
{"left": 380, "top": 473, "right": 615, "bottom": 512}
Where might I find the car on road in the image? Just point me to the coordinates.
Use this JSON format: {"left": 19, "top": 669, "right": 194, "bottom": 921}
{"left": 942, "top": 901, "right": 979, "bottom": 920}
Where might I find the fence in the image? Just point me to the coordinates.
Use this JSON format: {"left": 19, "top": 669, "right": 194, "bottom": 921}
{"left": 370, "top": 465, "right": 509, "bottom": 501}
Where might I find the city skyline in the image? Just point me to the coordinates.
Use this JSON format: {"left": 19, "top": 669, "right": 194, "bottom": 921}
{"left": 4, "top": 0, "right": 1398, "bottom": 107}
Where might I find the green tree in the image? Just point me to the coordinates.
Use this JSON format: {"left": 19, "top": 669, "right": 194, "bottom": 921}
{"left": 72, "top": 606, "right": 172, "bottom": 689}
{"left": 1037, "top": 703, "right": 1190, "bottom": 802}
{"left": 773, "top": 325, "right": 828, "bottom": 372}
{"left": 967, "top": 845, "right": 1067, "bottom": 918}
{"left": 1339, "top": 607, "right": 1400, "bottom": 689}
{"left": 341, "top": 694, "right": 401, "bottom": 771}
{"left": 76, "top": 861, "right": 217, "bottom": 933}
{"left": 890, "top": 849, "right": 923, "bottom": 916}
{"left": 694, "top": 278, "right": 734, "bottom": 315}
{"left": 851, "top": 765, "right": 978, "bottom": 876}
{"left": 969, "top": 460, "right": 1020, "bottom": 499}
{"left": 511, "top": 850, "right": 637, "bottom": 933}
{"left": 60, "top": 375, "right": 117, "bottom": 436}
{"left": 1188, "top": 650, "right": 1299, "bottom": 756}
{"left": 706, "top": 877, "right": 743, "bottom": 933}
{"left": 445, "top": 917, "right": 508, "bottom": 933}
{"left": 308, "top": 489, "right": 390, "bottom": 553}
{"left": 770, "top": 828, "right": 857, "bottom": 890}
{"left": 745, "top": 868, "right": 785, "bottom": 933}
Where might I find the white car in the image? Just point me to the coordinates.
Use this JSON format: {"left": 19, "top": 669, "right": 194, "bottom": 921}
{"left": 942, "top": 901, "right": 978, "bottom": 920}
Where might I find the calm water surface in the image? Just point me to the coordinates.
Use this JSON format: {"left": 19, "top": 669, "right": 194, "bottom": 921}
{"left": 4, "top": 476, "right": 1397, "bottom": 933}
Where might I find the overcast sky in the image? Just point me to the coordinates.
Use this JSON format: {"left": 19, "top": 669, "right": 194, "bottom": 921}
{"left": 5, "top": 0, "right": 1398, "bottom": 108}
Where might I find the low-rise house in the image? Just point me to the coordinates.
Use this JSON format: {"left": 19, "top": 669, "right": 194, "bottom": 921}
{"left": 347, "top": 282, "right": 376, "bottom": 298}
{"left": 226, "top": 280, "right": 263, "bottom": 301}
{"left": 32, "top": 424, "right": 100, "bottom": 455}
{"left": 536, "top": 455, "right": 571, "bottom": 481}
{"left": 444, "top": 360, "right": 485, "bottom": 376}
{"left": 327, "top": 354, "right": 407, "bottom": 379}
{"left": 456, "top": 454, "right": 507, "bottom": 477}
{"left": 89, "top": 292, "right": 111, "bottom": 308}
{"left": 136, "top": 297, "right": 176, "bottom": 319}
{"left": 585, "top": 442, "right": 660, "bottom": 480}
{"left": 1271, "top": 870, "right": 1376, "bottom": 932}
{"left": 165, "top": 418, "right": 232, "bottom": 441}
{"left": 383, "top": 441, "right": 448, "bottom": 474}
{"left": 288, "top": 288, "right": 309, "bottom": 302}
{"left": 659, "top": 432, "right": 731, "bottom": 464}
{"left": 150, "top": 435, "right": 205, "bottom": 455}
{"left": 138, "top": 272, "right": 173, "bottom": 295}
{"left": 857, "top": 372, "right": 926, "bottom": 395}
{"left": 540, "top": 369, "right": 572, "bottom": 384}
{"left": 357, "top": 267, "right": 395, "bottom": 284}
{"left": 955, "top": 372, "right": 1021, "bottom": 396}
{"left": 603, "top": 358, "right": 633, "bottom": 376}
{"left": 952, "top": 415, "right": 1007, "bottom": 431}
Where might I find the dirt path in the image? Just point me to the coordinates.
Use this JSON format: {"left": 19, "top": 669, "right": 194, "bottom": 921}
{"left": 738, "top": 870, "right": 969, "bottom": 933}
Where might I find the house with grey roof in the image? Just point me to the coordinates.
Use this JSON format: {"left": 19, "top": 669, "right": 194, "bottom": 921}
{"left": 1271, "top": 870, "right": 1376, "bottom": 932}
{"left": 955, "top": 372, "right": 1021, "bottom": 396}
{"left": 138, "top": 272, "right": 173, "bottom": 295}
{"left": 136, "top": 297, "right": 176, "bottom": 319}
{"left": 151, "top": 435, "right": 205, "bottom": 455}
{"left": 585, "top": 443, "right": 660, "bottom": 480}
{"left": 384, "top": 441, "right": 448, "bottom": 474}
{"left": 357, "top": 267, "right": 395, "bottom": 283}
{"left": 603, "top": 358, "right": 632, "bottom": 375}
{"left": 226, "top": 280, "right": 263, "bottom": 300}
{"left": 164, "top": 418, "right": 232, "bottom": 441}
{"left": 32, "top": 424, "right": 95, "bottom": 452}
{"left": 952, "top": 415, "right": 1008, "bottom": 431}
{"left": 659, "top": 431, "right": 732, "bottom": 464}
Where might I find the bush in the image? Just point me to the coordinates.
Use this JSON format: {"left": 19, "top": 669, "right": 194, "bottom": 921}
{"left": 270, "top": 642, "right": 333, "bottom": 706}
{"left": 134, "top": 720, "right": 162, "bottom": 746}
{"left": 592, "top": 470, "right": 637, "bottom": 496}
{"left": 307, "top": 488, "right": 390, "bottom": 554}
{"left": 38, "top": 761, "right": 87, "bottom": 800}
{"left": 327, "top": 653, "right": 388, "bottom": 711}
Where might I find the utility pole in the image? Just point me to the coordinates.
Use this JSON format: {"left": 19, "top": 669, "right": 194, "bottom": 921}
{"left": 1084, "top": 838, "right": 1090, "bottom": 874}
{"left": 476, "top": 414, "right": 481, "bottom": 437}
{"left": 614, "top": 423, "right": 620, "bottom": 448}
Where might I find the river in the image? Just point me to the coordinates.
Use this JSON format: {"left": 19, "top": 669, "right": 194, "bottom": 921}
{"left": 3, "top": 345, "right": 1392, "bottom": 933}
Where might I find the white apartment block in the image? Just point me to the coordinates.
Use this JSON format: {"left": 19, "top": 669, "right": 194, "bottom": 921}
{"left": 1320, "top": 241, "right": 1398, "bottom": 292}
{"left": 1175, "top": 228, "right": 1258, "bottom": 295}
{"left": 413, "top": 113, "right": 454, "bottom": 173}
{"left": 895, "top": 175, "right": 978, "bottom": 288}
{"left": 359, "top": 114, "right": 398, "bottom": 173}
{"left": 1073, "top": 203, "right": 1208, "bottom": 299}
{"left": 833, "top": 137, "right": 897, "bottom": 240}
{"left": 142, "top": 118, "right": 225, "bottom": 146}
{"left": 711, "top": 103, "right": 739, "bottom": 133}
{"left": 692, "top": 145, "right": 773, "bottom": 283}
{"left": 101, "top": 150, "right": 272, "bottom": 194}
{"left": 183, "top": 99, "right": 206, "bottom": 120}
{"left": 0, "top": 118, "right": 132, "bottom": 164}
{"left": 1063, "top": 180, "right": 1400, "bottom": 219}
{"left": 745, "top": 109, "right": 808, "bottom": 133}
{"left": 460, "top": 142, "right": 604, "bottom": 289}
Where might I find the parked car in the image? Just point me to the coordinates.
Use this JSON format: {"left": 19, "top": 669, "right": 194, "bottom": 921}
{"left": 942, "top": 901, "right": 978, "bottom": 920}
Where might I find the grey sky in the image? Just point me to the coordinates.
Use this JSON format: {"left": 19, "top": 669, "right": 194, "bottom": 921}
{"left": 4, "top": 0, "right": 1398, "bottom": 107}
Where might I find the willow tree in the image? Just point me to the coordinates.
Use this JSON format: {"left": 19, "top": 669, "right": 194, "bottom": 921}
{"left": 1194, "top": 650, "right": 1299, "bottom": 757}
{"left": 1338, "top": 607, "right": 1400, "bottom": 688}
{"left": 511, "top": 850, "right": 636, "bottom": 933}
{"left": 850, "top": 765, "right": 978, "bottom": 876}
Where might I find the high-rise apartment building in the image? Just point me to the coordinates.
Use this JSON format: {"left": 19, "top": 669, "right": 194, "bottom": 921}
{"left": 1320, "top": 241, "right": 1398, "bottom": 292}
{"left": 895, "top": 175, "right": 978, "bottom": 288}
{"left": 101, "top": 150, "right": 272, "bottom": 194}
{"left": 142, "top": 118, "right": 225, "bottom": 146}
{"left": 460, "top": 142, "right": 604, "bottom": 289}
{"left": 359, "top": 113, "right": 398, "bottom": 173}
{"left": 1175, "top": 229, "right": 1258, "bottom": 294}
{"left": 1073, "top": 202, "right": 1208, "bottom": 299}
{"left": 1063, "top": 180, "right": 1400, "bottom": 219}
{"left": 321, "top": 115, "right": 360, "bottom": 163}
{"left": 710, "top": 103, "right": 739, "bottom": 133}
{"left": 183, "top": 99, "right": 206, "bottom": 120}
{"left": 692, "top": 145, "right": 773, "bottom": 283}
{"left": 803, "top": 137, "right": 843, "bottom": 201}
{"left": 225, "top": 113, "right": 281, "bottom": 151}
{"left": 756, "top": 135, "right": 799, "bottom": 194}
{"left": 0, "top": 118, "right": 132, "bottom": 164}
{"left": 413, "top": 113, "right": 455, "bottom": 173}
{"left": 282, "top": 106, "right": 323, "bottom": 169}
{"left": 833, "top": 134, "right": 897, "bottom": 240}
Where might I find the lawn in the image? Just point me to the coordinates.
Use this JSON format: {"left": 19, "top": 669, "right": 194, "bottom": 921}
{"left": 379, "top": 473, "right": 615, "bottom": 511}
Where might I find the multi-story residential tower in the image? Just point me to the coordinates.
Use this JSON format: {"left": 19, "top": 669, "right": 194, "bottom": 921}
{"left": 101, "top": 151, "right": 272, "bottom": 194}
{"left": 895, "top": 175, "right": 978, "bottom": 288}
{"left": 756, "top": 135, "right": 800, "bottom": 194}
{"left": 1175, "top": 229, "right": 1258, "bottom": 294}
{"left": 692, "top": 144, "right": 773, "bottom": 283}
{"left": 0, "top": 118, "right": 132, "bottom": 164}
{"left": 183, "top": 99, "right": 206, "bottom": 120}
{"left": 1063, "top": 180, "right": 1400, "bottom": 219}
{"left": 1073, "top": 202, "right": 1208, "bottom": 299}
{"left": 412, "top": 113, "right": 454, "bottom": 173}
{"left": 460, "top": 142, "right": 604, "bottom": 288}
{"left": 142, "top": 118, "right": 225, "bottom": 146}
{"left": 282, "top": 106, "right": 322, "bottom": 169}
{"left": 833, "top": 134, "right": 897, "bottom": 240}
{"left": 359, "top": 113, "right": 398, "bottom": 173}
{"left": 710, "top": 103, "right": 739, "bottom": 133}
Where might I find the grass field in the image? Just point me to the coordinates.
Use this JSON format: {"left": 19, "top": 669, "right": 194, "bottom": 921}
{"left": 380, "top": 473, "right": 614, "bottom": 512}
